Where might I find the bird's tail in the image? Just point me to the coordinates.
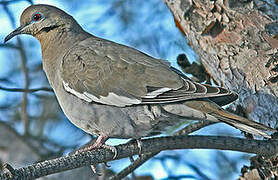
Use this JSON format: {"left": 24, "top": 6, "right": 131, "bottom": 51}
{"left": 184, "top": 100, "right": 276, "bottom": 138}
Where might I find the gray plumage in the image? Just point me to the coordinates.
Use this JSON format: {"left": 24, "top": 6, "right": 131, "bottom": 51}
{"left": 5, "top": 4, "right": 275, "bottom": 146}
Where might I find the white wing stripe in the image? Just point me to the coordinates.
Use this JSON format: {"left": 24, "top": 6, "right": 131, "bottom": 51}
{"left": 63, "top": 81, "right": 141, "bottom": 107}
{"left": 143, "top": 87, "right": 171, "bottom": 98}
{"left": 63, "top": 81, "right": 93, "bottom": 102}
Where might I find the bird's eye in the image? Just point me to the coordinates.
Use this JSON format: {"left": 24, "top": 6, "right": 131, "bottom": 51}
{"left": 32, "top": 12, "right": 43, "bottom": 22}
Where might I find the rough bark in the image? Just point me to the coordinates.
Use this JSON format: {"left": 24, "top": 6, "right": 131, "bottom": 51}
{"left": 164, "top": 0, "right": 278, "bottom": 128}
{"left": 163, "top": 0, "right": 278, "bottom": 178}
{"left": 1, "top": 135, "right": 278, "bottom": 180}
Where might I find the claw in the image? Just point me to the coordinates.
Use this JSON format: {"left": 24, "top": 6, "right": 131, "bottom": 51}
{"left": 102, "top": 144, "right": 118, "bottom": 159}
{"left": 90, "top": 164, "right": 101, "bottom": 176}
{"left": 73, "top": 134, "right": 117, "bottom": 175}
{"left": 90, "top": 164, "right": 97, "bottom": 174}
{"left": 104, "top": 162, "right": 111, "bottom": 168}
{"left": 75, "top": 134, "right": 117, "bottom": 156}
{"left": 136, "top": 139, "right": 143, "bottom": 155}
{"left": 129, "top": 156, "right": 135, "bottom": 162}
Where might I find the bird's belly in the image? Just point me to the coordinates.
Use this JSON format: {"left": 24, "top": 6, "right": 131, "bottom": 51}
{"left": 52, "top": 84, "right": 159, "bottom": 139}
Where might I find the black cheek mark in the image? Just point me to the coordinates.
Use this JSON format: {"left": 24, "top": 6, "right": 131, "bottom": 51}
{"left": 40, "top": 25, "right": 59, "bottom": 33}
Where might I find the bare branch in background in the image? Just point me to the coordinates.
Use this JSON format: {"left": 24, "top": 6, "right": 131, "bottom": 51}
{"left": 0, "top": 43, "right": 20, "bottom": 49}
{"left": 17, "top": 39, "right": 30, "bottom": 135}
{"left": 0, "top": 121, "right": 73, "bottom": 158}
{"left": 0, "top": 86, "right": 53, "bottom": 93}
{"left": 0, "top": 0, "right": 33, "bottom": 6}
{"left": 2, "top": 5, "right": 16, "bottom": 28}
{"left": 2, "top": 1, "right": 34, "bottom": 135}
{"left": 110, "top": 151, "right": 160, "bottom": 180}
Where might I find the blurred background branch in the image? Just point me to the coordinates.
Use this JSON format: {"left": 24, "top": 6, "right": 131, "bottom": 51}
{"left": 2, "top": 0, "right": 33, "bottom": 135}
{"left": 0, "top": 86, "right": 53, "bottom": 93}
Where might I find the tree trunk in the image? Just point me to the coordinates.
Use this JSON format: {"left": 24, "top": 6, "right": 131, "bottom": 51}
{"left": 164, "top": 0, "right": 278, "bottom": 127}
{"left": 164, "top": 0, "right": 278, "bottom": 178}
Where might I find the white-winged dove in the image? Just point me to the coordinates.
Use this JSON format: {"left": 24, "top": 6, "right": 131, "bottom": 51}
{"left": 4, "top": 4, "right": 276, "bottom": 152}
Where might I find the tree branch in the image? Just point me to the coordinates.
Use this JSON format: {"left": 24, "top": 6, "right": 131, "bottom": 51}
{"left": 0, "top": 0, "right": 33, "bottom": 6}
{"left": 0, "top": 43, "right": 20, "bottom": 49}
{"left": 109, "top": 151, "right": 160, "bottom": 180}
{"left": 110, "top": 121, "right": 216, "bottom": 179}
{"left": 17, "top": 38, "right": 30, "bottom": 135}
{"left": 3, "top": 3, "right": 30, "bottom": 135}
{"left": 174, "top": 121, "right": 216, "bottom": 135}
{"left": 1, "top": 135, "right": 278, "bottom": 180}
{"left": 0, "top": 86, "right": 53, "bottom": 93}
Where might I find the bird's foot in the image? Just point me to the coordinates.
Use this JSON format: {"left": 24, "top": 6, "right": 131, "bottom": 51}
{"left": 75, "top": 134, "right": 117, "bottom": 158}
{"left": 102, "top": 144, "right": 118, "bottom": 159}
{"left": 74, "top": 134, "right": 117, "bottom": 175}
{"left": 127, "top": 138, "right": 143, "bottom": 156}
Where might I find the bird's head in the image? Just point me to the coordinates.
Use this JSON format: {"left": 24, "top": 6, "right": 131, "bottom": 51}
{"left": 4, "top": 4, "right": 80, "bottom": 43}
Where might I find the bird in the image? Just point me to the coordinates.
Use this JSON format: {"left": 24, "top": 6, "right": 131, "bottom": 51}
{"left": 4, "top": 4, "right": 276, "bottom": 153}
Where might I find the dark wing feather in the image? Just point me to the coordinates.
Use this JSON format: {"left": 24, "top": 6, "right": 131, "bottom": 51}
{"left": 141, "top": 79, "right": 237, "bottom": 105}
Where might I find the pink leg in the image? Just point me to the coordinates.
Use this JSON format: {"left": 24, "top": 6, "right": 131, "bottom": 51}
{"left": 76, "top": 134, "right": 117, "bottom": 158}
{"left": 75, "top": 134, "right": 117, "bottom": 175}
{"left": 87, "top": 134, "right": 108, "bottom": 150}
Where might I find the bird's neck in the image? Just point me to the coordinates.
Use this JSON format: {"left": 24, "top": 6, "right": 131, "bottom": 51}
{"left": 36, "top": 26, "right": 90, "bottom": 88}
{"left": 37, "top": 26, "right": 90, "bottom": 59}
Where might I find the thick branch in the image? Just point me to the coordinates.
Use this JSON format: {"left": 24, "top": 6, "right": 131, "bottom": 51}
{"left": 110, "top": 121, "right": 216, "bottom": 179}
{"left": 1, "top": 135, "right": 278, "bottom": 180}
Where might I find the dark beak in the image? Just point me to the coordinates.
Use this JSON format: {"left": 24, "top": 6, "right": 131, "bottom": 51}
{"left": 4, "top": 24, "right": 28, "bottom": 43}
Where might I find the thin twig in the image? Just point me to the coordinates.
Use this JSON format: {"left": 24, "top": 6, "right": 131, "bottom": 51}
{"left": 174, "top": 121, "right": 216, "bottom": 135}
{"left": 110, "top": 152, "right": 160, "bottom": 180}
{"left": 0, "top": 86, "right": 53, "bottom": 93}
{"left": 0, "top": 43, "right": 20, "bottom": 49}
{"left": 0, "top": 0, "right": 33, "bottom": 6}
{"left": 3, "top": 4, "right": 31, "bottom": 134}
{"left": 2, "top": 0, "right": 34, "bottom": 135}
{"left": 17, "top": 38, "right": 30, "bottom": 135}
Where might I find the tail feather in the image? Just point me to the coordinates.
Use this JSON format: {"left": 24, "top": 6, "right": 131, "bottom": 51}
{"left": 211, "top": 113, "right": 273, "bottom": 138}
{"left": 184, "top": 100, "right": 276, "bottom": 138}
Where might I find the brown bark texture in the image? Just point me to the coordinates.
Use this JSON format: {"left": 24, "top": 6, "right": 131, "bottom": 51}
{"left": 164, "top": 0, "right": 278, "bottom": 128}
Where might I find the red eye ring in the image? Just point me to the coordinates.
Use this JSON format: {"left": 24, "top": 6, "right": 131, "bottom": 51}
{"left": 32, "top": 12, "right": 43, "bottom": 22}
